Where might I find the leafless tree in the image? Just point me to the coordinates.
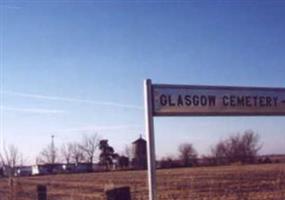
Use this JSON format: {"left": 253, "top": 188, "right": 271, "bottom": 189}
{"left": 210, "top": 140, "right": 229, "bottom": 165}
{"left": 0, "top": 144, "right": 22, "bottom": 176}
{"left": 79, "top": 133, "right": 100, "bottom": 163}
{"left": 61, "top": 143, "right": 73, "bottom": 164}
{"left": 37, "top": 144, "right": 57, "bottom": 164}
{"left": 178, "top": 143, "right": 197, "bottom": 167}
{"left": 211, "top": 130, "right": 262, "bottom": 164}
{"left": 70, "top": 142, "right": 85, "bottom": 164}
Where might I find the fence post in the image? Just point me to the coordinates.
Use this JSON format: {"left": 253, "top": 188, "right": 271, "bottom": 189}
{"left": 37, "top": 185, "right": 47, "bottom": 200}
{"left": 105, "top": 186, "right": 131, "bottom": 200}
{"left": 8, "top": 178, "right": 14, "bottom": 200}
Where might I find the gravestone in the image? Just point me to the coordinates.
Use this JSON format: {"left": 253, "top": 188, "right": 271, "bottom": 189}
{"left": 105, "top": 186, "right": 131, "bottom": 200}
{"left": 37, "top": 185, "right": 47, "bottom": 200}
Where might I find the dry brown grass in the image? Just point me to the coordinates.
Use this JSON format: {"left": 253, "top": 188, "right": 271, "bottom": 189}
{"left": 0, "top": 163, "right": 284, "bottom": 200}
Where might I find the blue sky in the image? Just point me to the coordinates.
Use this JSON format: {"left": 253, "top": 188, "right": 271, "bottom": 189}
{"left": 1, "top": 1, "right": 285, "bottom": 164}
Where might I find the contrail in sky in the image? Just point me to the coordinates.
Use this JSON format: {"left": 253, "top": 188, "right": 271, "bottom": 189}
{"left": 2, "top": 90, "right": 143, "bottom": 110}
{"left": 0, "top": 5, "right": 22, "bottom": 10}
{"left": 54, "top": 124, "right": 143, "bottom": 134}
{"left": 0, "top": 106, "right": 65, "bottom": 114}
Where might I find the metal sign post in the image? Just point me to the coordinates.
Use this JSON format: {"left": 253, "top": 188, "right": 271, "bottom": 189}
{"left": 144, "top": 79, "right": 285, "bottom": 200}
{"left": 144, "top": 79, "right": 157, "bottom": 200}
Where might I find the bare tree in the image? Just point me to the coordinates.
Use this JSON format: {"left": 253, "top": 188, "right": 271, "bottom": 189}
{"left": 241, "top": 130, "right": 262, "bottom": 161}
{"left": 79, "top": 133, "right": 100, "bottom": 164}
{"left": 37, "top": 144, "right": 57, "bottom": 164}
{"left": 211, "top": 130, "right": 262, "bottom": 164}
{"left": 72, "top": 142, "right": 84, "bottom": 164}
{"left": 37, "top": 135, "right": 59, "bottom": 164}
{"left": 178, "top": 143, "right": 197, "bottom": 167}
{"left": 0, "top": 144, "right": 22, "bottom": 176}
{"left": 70, "top": 142, "right": 84, "bottom": 164}
{"left": 61, "top": 143, "right": 73, "bottom": 164}
{"left": 211, "top": 140, "right": 228, "bottom": 165}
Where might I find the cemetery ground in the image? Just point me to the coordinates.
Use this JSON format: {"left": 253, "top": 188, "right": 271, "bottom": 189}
{"left": 0, "top": 163, "right": 284, "bottom": 200}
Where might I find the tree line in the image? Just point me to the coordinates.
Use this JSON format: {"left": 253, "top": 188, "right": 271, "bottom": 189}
{"left": 36, "top": 134, "right": 100, "bottom": 165}
{"left": 160, "top": 130, "right": 263, "bottom": 168}
{"left": 0, "top": 133, "right": 126, "bottom": 175}
{"left": 0, "top": 130, "right": 266, "bottom": 176}
{"left": 35, "top": 134, "right": 128, "bottom": 170}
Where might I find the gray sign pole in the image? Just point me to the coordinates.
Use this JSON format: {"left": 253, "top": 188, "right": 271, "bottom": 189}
{"left": 144, "top": 79, "right": 157, "bottom": 200}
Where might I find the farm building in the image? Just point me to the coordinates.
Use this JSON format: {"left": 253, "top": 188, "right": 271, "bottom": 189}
{"left": 132, "top": 136, "right": 147, "bottom": 169}
{"left": 62, "top": 163, "right": 76, "bottom": 173}
{"left": 74, "top": 163, "right": 93, "bottom": 173}
{"left": 15, "top": 166, "right": 32, "bottom": 176}
{"left": 31, "top": 163, "right": 96, "bottom": 175}
{"left": 32, "top": 163, "right": 65, "bottom": 175}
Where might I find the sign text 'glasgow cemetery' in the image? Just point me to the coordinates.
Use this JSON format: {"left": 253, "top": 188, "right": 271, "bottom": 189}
{"left": 152, "top": 84, "right": 285, "bottom": 116}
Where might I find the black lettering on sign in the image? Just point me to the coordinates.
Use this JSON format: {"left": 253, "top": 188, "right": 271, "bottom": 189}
{"left": 160, "top": 94, "right": 281, "bottom": 108}
{"left": 160, "top": 95, "right": 167, "bottom": 106}
{"left": 193, "top": 95, "right": 199, "bottom": 106}
{"left": 200, "top": 96, "right": 207, "bottom": 106}
{"left": 230, "top": 96, "right": 236, "bottom": 107}
{"left": 266, "top": 97, "right": 272, "bottom": 107}
{"left": 253, "top": 96, "right": 258, "bottom": 107}
{"left": 245, "top": 96, "right": 252, "bottom": 107}
{"left": 208, "top": 96, "right": 216, "bottom": 106}
{"left": 177, "top": 95, "right": 184, "bottom": 106}
{"left": 185, "top": 95, "right": 191, "bottom": 106}
{"left": 259, "top": 96, "right": 265, "bottom": 107}
{"left": 273, "top": 97, "right": 278, "bottom": 107}
{"left": 223, "top": 96, "right": 229, "bottom": 106}
{"left": 236, "top": 96, "right": 245, "bottom": 107}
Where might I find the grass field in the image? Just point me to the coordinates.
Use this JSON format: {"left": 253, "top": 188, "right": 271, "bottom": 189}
{"left": 0, "top": 163, "right": 284, "bottom": 200}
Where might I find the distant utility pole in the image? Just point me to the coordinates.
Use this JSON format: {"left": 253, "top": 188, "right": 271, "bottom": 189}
{"left": 51, "top": 135, "right": 56, "bottom": 164}
{"left": 51, "top": 135, "right": 54, "bottom": 147}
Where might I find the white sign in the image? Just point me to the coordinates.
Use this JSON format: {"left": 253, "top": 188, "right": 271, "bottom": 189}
{"left": 152, "top": 84, "right": 285, "bottom": 116}
{"left": 144, "top": 80, "right": 285, "bottom": 200}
